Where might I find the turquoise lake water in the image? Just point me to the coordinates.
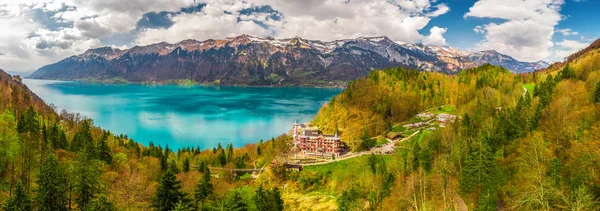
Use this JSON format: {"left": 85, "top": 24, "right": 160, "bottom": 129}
{"left": 23, "top": 79, "right": 341, "bottom": 149}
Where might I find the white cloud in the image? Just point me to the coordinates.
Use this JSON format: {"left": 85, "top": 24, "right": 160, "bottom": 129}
{"left": 0, "top": 0, "right": 195, "bottom": 72}
{"left": 136, "top": 0, "right": 450, "bottom": 45}
{"left": 1, "top": 0, "right": 451, "bottom": 72}
{"left": 465, "top": 0, "right": 564, "bottom": 62}
{"left": 553, "top": 39, "right": 589, "bottom": 60}
{"left": 423, "top": 26, "right": 448, "bottom": 46}
{"left": 556, "top": 28, "right": 579, "bottom": 36}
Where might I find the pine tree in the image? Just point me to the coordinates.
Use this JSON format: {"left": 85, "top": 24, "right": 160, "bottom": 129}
{"left": 593, "top": 81, "right": 600, "bottom": 103}
{"left": 225, "top": 190, "right": 248, "bottom": 211}
{"left": 172, "top": 200, "right": 194, "bottom": 211}
{"left": 193, "top": 173, "right": 213, "bottom": 210}
{"left": 217, "top": 149, "right": 227, "bottom": 166}
{"left": 226, "top": 143, "right": 234, "bottom": 162}
{"left": 160, "top": 151, "right": 168, "bottom": 171}
{"left": 17, "top": 106, "right": 39, "bottom": 134}
{"left": 152, "top": 168, "right": 186, "bottom": 211}
{"left": 73, "top": 152, "right": 101, "bottom": 210}
{"left": 86, "top": 194, "right": 114, "bottom": 211}
{"left": 254, "top": 185, "right": 268, "bottom": 210}
{"left": 460, "top": 139, "right": 494, "bottom": 192}
{"left": 182, "top": 157, "right": 190, "bottom": 172}
{"left": 268, "top": 187, "right": 284, "bottom": 211}
{"left": 254, "top": 185, "right": 284, "bottom": 211}
{"left": 3, "top": 182, "right": 32, "bottom": 211}
{"left": 97, "top": 134, "right": 112, "bottom": 164}
{"left": 36, "top": 154, "right": 68, "bottom": 211}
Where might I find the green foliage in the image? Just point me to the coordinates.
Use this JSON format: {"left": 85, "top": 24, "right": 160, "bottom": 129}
{"left": 360, "top": 127, "right": 375, "bottom": 150}
{"left": 151, "top": 168, "right": 186, "bottom": 211}
{"left": 97, "top": 133, "right": 112, "bottom": 164}
{"left": 225, "top": 190, "right": 249, "bottom": 211}
{"left": 17, "top": 106, "right": 39, "bottom": 134}
{"left": 460, "top": 139, "right": 494, "bottom": 193}
{"left": 182, "top": 157, "right": 190, "bottom": 172}
{"left": 3, "top": 182, "right": 32, "bottom": 211}
{"left": 48, "top": 124, "right": 68, "bottom": 149}
{"left": 337, "top": 187, "right": 361, "bottom": 211}
{"left": 193, "top": 174, "right": 213, "bottom": 209}
{"left": 72, "top": 152, "right": 101, "bottom": 210}
{"left": 254, "top": 185, "right": 284, "bottom": 211}
{"left": 594, "top": 81, "right": 600, "bottom": 103}
{"left": 172, "top": 200, "right": 194, "bottom": 211}
{"left": 0, "top": 110, "right": 20, "bottom": 175}
{"left": 71, "top": 120, "right": 95, "bottom": 154}
{"left": 36, "top": 154, "right": 68, "bottom": 211}
{"left": 559, "top": 64, "right": 576, "bottom": 79}
{"left": 86, "top": 194, "right": 114, "bottom": 211}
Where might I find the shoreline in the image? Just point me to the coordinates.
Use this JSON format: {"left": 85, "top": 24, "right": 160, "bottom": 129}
{"left": 25, "top": 77, "right": 348, "bottom": 89}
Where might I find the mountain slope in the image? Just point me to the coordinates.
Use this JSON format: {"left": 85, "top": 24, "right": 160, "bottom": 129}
{"left": 29, "top": 35, "right": 548, "bottom": 86}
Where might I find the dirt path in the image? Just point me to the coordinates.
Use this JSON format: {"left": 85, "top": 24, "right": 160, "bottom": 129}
{"left": 452, "top": 191, "right": 468, "bottom": 211}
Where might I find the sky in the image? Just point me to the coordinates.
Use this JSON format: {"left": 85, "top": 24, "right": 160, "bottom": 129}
{"left": 0, "top": 0, "right": 598, "bottom": 73}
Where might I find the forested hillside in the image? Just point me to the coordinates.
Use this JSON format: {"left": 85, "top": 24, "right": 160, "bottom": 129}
{"left": 304, "top": 46, "right": 600, "bottom": 209}
{"left": 0, "top": 70, "right": 289, "bottom": 210}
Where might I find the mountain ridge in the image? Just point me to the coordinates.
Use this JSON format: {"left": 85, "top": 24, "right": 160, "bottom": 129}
{"left": 29, "top": 34, "right": 549, "bottom": 86}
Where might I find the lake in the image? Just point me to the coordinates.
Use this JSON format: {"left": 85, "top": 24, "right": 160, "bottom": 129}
{"left": 23, "top": 79, "right": 341, "bottom": 149}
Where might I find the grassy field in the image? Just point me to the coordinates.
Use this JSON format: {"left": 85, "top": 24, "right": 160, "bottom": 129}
{"left": 523, "top": 83, "right": 535, "bottom": 95}
{"left": 431, "top": 104, "right": 456, "bottom": 114}
{"left": 414, "top": 130, "right": 433, "bottom": 144}
{"left": 302, "top": 154, "right": 394, "bottom": 183}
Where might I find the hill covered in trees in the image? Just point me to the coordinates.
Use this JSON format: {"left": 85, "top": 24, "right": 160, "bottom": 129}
{"left": 303, "top": 46, "right": 600, "bottom": 209}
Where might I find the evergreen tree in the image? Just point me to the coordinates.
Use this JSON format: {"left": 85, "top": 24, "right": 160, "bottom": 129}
{"left": 412, "top": 142, "right": 421, "bottom": 172}
{"left": 360, "top": 127, "right": 374, "bottom": 149}
{"left": 337, "top": 187, "right": 360, "bottom": 211}
{"left": 86, "top": 194, "right": 114, "bottom": 211}
{"left": 256, "top": 144, "right": 262, "bottom": 156}
{"left": 41, "top": 124, "right": 48, "bottom": 152}
{"left": 193, "top": 174, "right": 213, "bottom": 210}
{"left": 226, "top": 143, "right": 234, "bottom": 162}
{"left": 594, "top": 81, "right": 600, "bottom": 103}
{"left": 3, "top": 182, "right": 32, "bottom": 211}
{"left": 254, "top": 185, "right": 268, "bottom": 211}
{"left": 198, "top": 160, "right": 207, "bottom": 174}
{"left": 254, "top": 185, "right": 284, "bottom": 211}
{"left": 560, "top": 64, "right": 576, "bottom": 79}
{"left": 217, "top": 149, "right": 227, "bottom": 166}
{"left": 160, "top": 151, "right": 168, "bottom": 171}
{"left": 225, "top": 190, "right": 248, "bottom": 211}
{"left": 36, "top": 154, "right": 68, "bottom": 211}
{"left": 17, "top": 106, "right": 39, "bottom": 134}
{"left": 73, "top": 152, "right": 101, "bottom": 210}
{"left": 172, "top": 200, "right": 194, "bottom": 211}
{"left": 267, "top": 187, "right": 284, "bottom": 211}
{"left": 0, "top": 110, "right": 20, "bottom": 186}
{"left": 460, "top": 139, "right": 494, "bottom": 192}
{"left": 151, "top": 168, "right": 186, "bottom": 211}
{"left": 97, "top": 134, "right": 112, "bottom": 164}
{"left": 182, "top": 157, "right": 190, "bottom": 172}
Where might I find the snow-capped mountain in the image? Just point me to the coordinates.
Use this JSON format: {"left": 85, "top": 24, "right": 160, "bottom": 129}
{"left": 29, "top": 34, "right": 549, "bottom": 86}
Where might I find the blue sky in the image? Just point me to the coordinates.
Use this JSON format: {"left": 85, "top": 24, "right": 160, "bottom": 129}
{"left": 0, "top": 0, "right": 598, "bottom": 72}
{"left": 425, "top": 0, "right": 599, "bottom": 53}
